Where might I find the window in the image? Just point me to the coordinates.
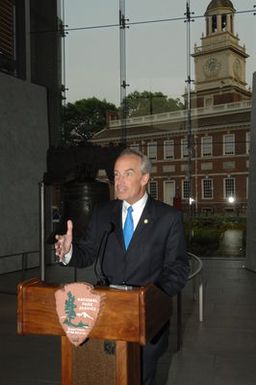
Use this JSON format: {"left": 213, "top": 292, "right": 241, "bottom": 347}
{"left": 181, "top": 138, "right": 188, "bottom": 158}
{"left": 182, "top": 180, "right": 190, "bottom": 199}
{"left": 163, "top": 180, "right": 176, "bottom": 205}
{"left": 205, "top": 96, "right": 213, "bottom": 108}
{"left": 223, "top": 161, "right": 235, "bottom": 170}
{"left": 221, "top": 15, "right": 227, "bottom": 31}
{"left": 246, "top": 132, "right": 250, "bottom": 154}
{"left": 148, "top": 181, "right": 158, "bottom": 199}
{"left": 201, "top": 136, "right": 212, "bottom": 157}
{"left": 129, "top": 143, "right": 140, "bottom": 152}
{"left": 0, "top": 2, "right": 14, "bottom": 57}
{"left": 162, "top": 164, "right": 175, "bottom": 173}
{"left": 223, "top": 134, "right": 235, "bottom": 155}
{"left": 181, "top": 164, "right": 188, "bottom": 172}
{"left": 0, "top": 0, "right": 15, "bottom": 75}
{"left": 201, "top": 162, "right": 213, "bottom": 171}
{"left": 164, "top": 140, "right": 174, "bottom": 159}
{"left": 224, "top": 177, "right": 235, "bottom": 199}
{"left": 147, "top": 142, "right": 157, "bottom": 160}
{"left": 202, "top": 179, "right": 213, "bottom": 199}
{"left": 201, "top": 207, "right": 214, "bottom": 215}
{"left": 212, "top": 15, "right": 217, "bottom": 32}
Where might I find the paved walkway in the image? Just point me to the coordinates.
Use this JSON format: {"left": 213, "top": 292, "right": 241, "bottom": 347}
{"left": 0, "top": 258, "right": 256, "bottom": 385}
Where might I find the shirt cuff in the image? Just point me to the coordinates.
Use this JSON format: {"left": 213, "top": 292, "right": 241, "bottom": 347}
{"left": 62, "top": 244, "right": 73, "bottom": 265}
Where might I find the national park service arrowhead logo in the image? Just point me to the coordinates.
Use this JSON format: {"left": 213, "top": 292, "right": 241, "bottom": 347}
{"left": 55, "top": 282, "right": 103, "bottom": 346}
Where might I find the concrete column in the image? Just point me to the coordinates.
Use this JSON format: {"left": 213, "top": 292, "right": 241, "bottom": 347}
{"left": 245, "top": 72, "right": 256, "bottom": 272}
{"left": 226, "top": 14, "right": 231, "bottom": 33}
{"left": 217, "top": 14, "right": 222, "bottom": 33}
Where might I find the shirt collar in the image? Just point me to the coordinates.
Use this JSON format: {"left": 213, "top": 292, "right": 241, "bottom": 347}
{"left": 123, "top": 192, "right": 148, "bottom": 212}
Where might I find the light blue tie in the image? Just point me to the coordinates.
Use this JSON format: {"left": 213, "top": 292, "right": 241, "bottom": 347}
{"left": 123, "top": 206, "right": 134, "bottom": 249}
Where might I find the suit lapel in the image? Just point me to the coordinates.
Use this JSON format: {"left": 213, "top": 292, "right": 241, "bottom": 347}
{"left": 111, "top": 200, "right": 125, "bottom": 250}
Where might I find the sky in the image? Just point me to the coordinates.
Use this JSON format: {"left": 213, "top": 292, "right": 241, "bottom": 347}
{"left": 62, "top": 0, "right": 255, "bottom": 106}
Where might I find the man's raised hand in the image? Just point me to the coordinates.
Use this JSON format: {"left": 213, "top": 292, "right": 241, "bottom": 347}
{"left": 55, "top": 220, "right": 73, "bottom": 262}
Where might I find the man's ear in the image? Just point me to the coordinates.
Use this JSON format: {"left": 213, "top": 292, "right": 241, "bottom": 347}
{"left": 142, "top": 173, "right": 150, "bottom": 186}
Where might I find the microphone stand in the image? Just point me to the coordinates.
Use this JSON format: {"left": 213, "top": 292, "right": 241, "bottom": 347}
{"left": 94, "top": 224, "right": 114, "bottom": 286}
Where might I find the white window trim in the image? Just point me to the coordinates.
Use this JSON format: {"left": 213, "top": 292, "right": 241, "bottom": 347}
{"left": 182, "top": 179, "right": 190, "bottom": 199}
{"left": 201, "top": 178, "right": 213, "bottom": 200}
{"left": 181, "top": 138, "right": 188, "bottom": 159}
{"left": 129, "top": 143, "right": 140, "bottom": 152}
{"left": 201, "top": 136, "right": 213, "bottom": 157}
{"left": 164, "top": 140, "right": 174, "bottom": 160}
{"left": 147, "top": 142, "right": 157, "bottom": 160}
{"left": 149, "top": 180, "right": 158, "bottom": 199}
{"left": 223, "top": 134, "right": 235, "bottom": 156}
{"left": 163, "top": 179, "right": 176, "bottom": 204}
{"left": 223, "top": 177, "right": 235, "bottom": 199}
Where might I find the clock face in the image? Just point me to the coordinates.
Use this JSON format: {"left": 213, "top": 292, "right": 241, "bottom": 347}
{"left": 203, "top": 57, "right": 221, "bottom": 77}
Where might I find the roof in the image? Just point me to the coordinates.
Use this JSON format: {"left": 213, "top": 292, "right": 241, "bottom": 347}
{"left": 91, "top": 102, "right": 251, "bottom": 144}
{"left": 206, "top": 0, "right": 235, "bottom": 13}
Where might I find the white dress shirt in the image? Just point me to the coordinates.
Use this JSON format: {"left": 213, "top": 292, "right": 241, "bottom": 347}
{"left": 122, "top": 192, "right": 148, "bottom": 230}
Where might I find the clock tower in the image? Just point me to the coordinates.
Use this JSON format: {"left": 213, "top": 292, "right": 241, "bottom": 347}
{"left": 192, "top": 0, "right": 251, "bottom": 107}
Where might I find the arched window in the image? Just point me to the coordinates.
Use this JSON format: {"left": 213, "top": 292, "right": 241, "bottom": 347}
{"left": 221, "top": 15, "right": 227, "bottom": 31}
{"left": 212, "top": 15, "right": 217, "bottom": 33}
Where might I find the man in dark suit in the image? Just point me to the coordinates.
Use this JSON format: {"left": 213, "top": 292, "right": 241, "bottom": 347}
{"left": 55, "top": 148, "right": 189, "bottom": 385}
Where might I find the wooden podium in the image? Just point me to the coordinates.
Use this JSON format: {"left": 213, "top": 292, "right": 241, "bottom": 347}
{"left": 17, "top": 278, "right": 172, "bottom": 385}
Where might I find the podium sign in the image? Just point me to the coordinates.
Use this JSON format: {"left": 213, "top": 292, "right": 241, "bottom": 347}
{"left": 55, "top": 282, "right": 103, "bottom": 346}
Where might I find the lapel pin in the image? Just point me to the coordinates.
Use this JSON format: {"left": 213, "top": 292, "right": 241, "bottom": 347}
{"left": 144, "top": 219, "right": 149, "bottom": 224}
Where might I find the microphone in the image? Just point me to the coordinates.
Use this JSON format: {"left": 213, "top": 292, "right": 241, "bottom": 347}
{"left": 94, "top": 222, "right": 114, "bottom": 286}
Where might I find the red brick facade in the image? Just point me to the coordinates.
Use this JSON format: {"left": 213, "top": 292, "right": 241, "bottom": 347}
{"left": 92, "top": 101, "right": 251, "bottom": 216}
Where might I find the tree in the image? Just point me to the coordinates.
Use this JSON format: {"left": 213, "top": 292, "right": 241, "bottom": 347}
{"left": 64, "top": 291, "right": 77, "bottom": 326}
{"left": 122, "top": 91, "right": 184, "bottom": 117}
{"left": 63, "top": 97, "right": 118, "bottom": 144}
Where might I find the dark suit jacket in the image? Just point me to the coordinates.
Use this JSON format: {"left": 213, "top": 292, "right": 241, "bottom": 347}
{"left": 69, "top": 196, "right": 189, "bottom": 296}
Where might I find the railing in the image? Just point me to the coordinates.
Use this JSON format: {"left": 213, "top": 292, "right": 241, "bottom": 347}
{"left": 0, "top": 251, "right": 40, "bottom": 294}
{"left": 108, "top": 100, "right": 252, "bottom": 129}
{"left": 176, "top": 251, "right": 204, "bottom": 350}
{"left": 188, "top": 251, "right": 204, "bottom": 322}
{"left": 0, "top": 250, "right": 40, "bottom": 275}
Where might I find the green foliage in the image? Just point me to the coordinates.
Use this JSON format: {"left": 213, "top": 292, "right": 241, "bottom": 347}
{"left": 122, "top": 90, "right": 184, "bottom": 117}
{"left": 62, "top": 91, "right": 184, "bottom": 144}
{"left": 63, "top": 291, "right": 87, "bottom": 328}
{"left": 185, "top": 217, "right": 246, "bottom": 257}
{"left": 64, "top": 291, "right": 77, "bottom": 324}
{"left": 188, "top": 227, "right": 222, "bottom": 256}
{"left": 63, "top": 97, "right": 118, "bottom": 144}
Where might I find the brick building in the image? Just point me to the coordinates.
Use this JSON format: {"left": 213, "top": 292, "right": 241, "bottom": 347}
{"left": 92, "top": 0, "right": 252, "bottom": 216}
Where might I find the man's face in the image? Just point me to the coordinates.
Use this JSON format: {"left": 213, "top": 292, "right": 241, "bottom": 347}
{"left": 114, "top": 154, "right": 149, "bottom": 204}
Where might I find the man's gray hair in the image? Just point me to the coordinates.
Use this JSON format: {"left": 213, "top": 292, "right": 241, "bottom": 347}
{"left": 118, "top": 148, "right": 152, "bottom": 175}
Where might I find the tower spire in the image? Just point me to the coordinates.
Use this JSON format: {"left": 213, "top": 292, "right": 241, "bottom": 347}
{"left": 205, "top": 0, "right": 235, "bottom": 36}
{"left": 192, "top": 0, "right": 251, "bottom": 107}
